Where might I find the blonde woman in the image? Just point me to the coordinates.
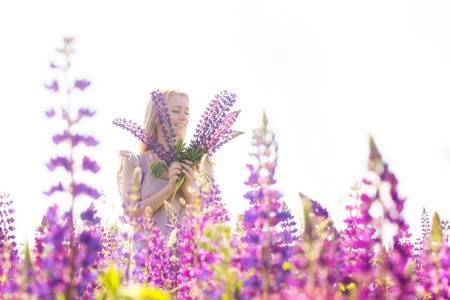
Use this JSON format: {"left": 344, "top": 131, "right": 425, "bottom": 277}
{"left": 117, "top": 88, "right": 213, "bottom": 236}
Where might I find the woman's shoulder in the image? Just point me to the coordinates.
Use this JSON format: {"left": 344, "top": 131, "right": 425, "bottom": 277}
{"left": 118, "top": 150, "right": 154, "bottom": 169}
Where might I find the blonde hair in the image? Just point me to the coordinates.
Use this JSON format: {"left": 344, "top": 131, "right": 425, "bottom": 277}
{"left": 139, "top": 88, "right": 190, "bottom": 152}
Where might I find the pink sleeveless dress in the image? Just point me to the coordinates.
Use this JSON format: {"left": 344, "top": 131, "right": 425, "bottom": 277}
{"left": 118, "top": 150, "right": 196, "bottom": 236}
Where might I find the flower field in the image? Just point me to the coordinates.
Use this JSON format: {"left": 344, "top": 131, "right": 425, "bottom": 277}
{"left": 1, "top": 38, "right": 450, "bottom": 300}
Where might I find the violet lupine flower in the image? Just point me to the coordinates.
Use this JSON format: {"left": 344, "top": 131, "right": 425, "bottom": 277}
{"left": 52, "top": 131, "right": 99, "bottom": 147}
{"left": 73, "top": 182, "right": 101, "bottom": 199}
{"left": 45, "top": 108, "right": 55, "bottom": 118}
{"left": 74, "top": 79, "right": 91, "bottom": 91}
{"left": 33, "top": 204, "right": 72, "bottom": 299}
{"left": 43, "top": 182, "right": 64, "bottom": 196}
{"left": 82, "top": 156, "right": 100, "bottom": 173}
{"left": 80, "top": 202, "right": 101, "bottom": 226}
{"left": 45, "top": 156, "right": 72, "bottom": 172}
{"left": 112, "top": 117, "right": 174, "bottom": 166}
{"left": 71, "top": 134, "right": 99, "bottom": 147}
{"left": 72, "top": 107, "right": 96, "bottom": 124}
{"left": 44, "top": 80, "right": 58, "bottom": 92}
{"left": 151, "top": 90, "right": 176, "bottom": 149}
{"left": 131, "top": 213, "right": 169, "bottom": 289}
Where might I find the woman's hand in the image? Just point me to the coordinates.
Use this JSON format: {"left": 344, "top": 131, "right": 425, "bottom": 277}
{"left": 181, "top": 162, "right": 197, "bottom": 188}
{"left": 167, "top": 162, "right": 182, "bottom": 191}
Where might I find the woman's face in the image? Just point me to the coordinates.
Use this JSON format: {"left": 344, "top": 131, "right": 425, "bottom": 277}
{"left": 166, "top": 93, "right": 189, "bottom": 140}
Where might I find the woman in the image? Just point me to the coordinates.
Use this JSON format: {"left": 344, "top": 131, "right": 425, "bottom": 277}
{"left": 117, "top": 88, "right": 213, "bottom": 236}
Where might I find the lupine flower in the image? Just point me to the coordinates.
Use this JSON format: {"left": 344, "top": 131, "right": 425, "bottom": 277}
{"left": 45, "top": 108, "right": 55, "bottom": 118}
{"left": 73, "top": 183, "right": 101, "bottom": 199}
{"left": 113, "top": 117, "right": 174, "bottom": 166}
{"left": 80, "top": 202, "right": 101, "bottom": 225}
{"left": 0, "top": 194, "right": 19, "bottom": 295}
{"left": 44, "top": 80, "right": 58, "bottom": 92}
{"left": 82, "top": 156, "right": 100, "bottom": 173}
{"left": 52, "top": 130, "right": 70, "bottom": 145}
{"left": 45, "top": 156, "right": 72, "bottom": 172}
{"left": 74, "top": 79, "right": 91, "bottom": 91}
{"left": 71, "top": 134, "right": 99, "bottom": 147}
{"left": 151, "top": 90, "right": 177, "bottom": 149}
{"left": 189, "top": 91, "right": 243, "bottom": 155}
{"left": 43, "top": 182, "right": 64, "bottom": 196}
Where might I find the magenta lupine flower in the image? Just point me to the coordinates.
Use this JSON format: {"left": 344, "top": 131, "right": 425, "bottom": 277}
{"left": 177, "top": 176, "right": 236, "bottom": 299}
{"left": 82, "top": 156, "right": 100, "bottom": 173}
{"left": 189, "top": 91, "right": 242, "bottom": 155}
{"left": 44, "top": 80, "right": 58, "bottom": 92}
{"left": 74, "top": 79, "right": 91, "bottom": 91}
{"left": 365, "top": 136, "right": 416, "bottom": 297}
{"left": 239, "top": 113, "right": 293, "bottom": 299}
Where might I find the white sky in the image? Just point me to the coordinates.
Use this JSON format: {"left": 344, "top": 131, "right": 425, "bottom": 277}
{"left": 1, "top": 1, "right": 450, "bottom": 244}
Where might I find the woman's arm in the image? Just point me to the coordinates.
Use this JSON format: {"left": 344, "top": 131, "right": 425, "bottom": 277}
{"left": 122, "top": 159, "right": 181, "bottom": 217}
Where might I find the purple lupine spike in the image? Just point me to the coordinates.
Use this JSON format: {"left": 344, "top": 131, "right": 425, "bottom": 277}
{"left": 44, "top": 80, "right": 59, "bottom": 92}
{"left": 189, "top": 91, "right": 240, "bottom": 154}
{"left": 112, "top": 118, "right": 174, "bottom": 166}
{"left": 82, "top": 156, "right": 100, "bottom": 173}
{"left": 151, "top": 90, "right": 176, "bottom": 151}
{"left": 74, "top": 79, "right": 91, "bottom": 91}
{"left": 46, "top": 156, "right": 72, "bottom": 172}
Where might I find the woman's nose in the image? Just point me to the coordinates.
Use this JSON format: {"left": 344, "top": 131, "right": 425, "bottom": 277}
{"left": 180, "top": 112, "right": 188, "bottom": 119}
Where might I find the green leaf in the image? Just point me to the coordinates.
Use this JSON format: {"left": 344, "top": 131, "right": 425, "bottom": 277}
{"left": 150, "top": 161, "right": 167, "bottom": 179}
{"left": 172, "top": 173, "right": 186, "bottom": 200}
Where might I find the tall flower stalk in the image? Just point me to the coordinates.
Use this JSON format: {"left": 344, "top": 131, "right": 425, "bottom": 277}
{"left": 240, "top": 112, "right": 294, "bottom": 299}
{"left": 42, "top": 36, "right": 101, "bottom": 299}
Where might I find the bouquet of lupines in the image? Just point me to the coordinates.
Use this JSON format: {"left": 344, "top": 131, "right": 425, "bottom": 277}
{"left": 113, "top": 90, "right": 242, "bottom": 199}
